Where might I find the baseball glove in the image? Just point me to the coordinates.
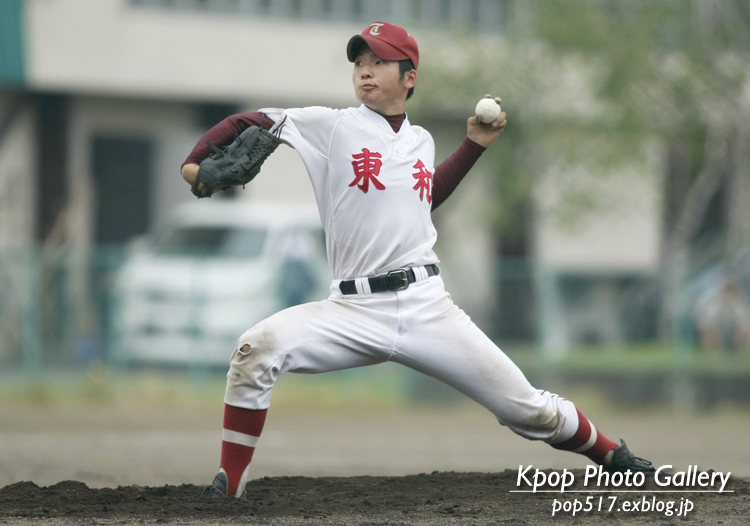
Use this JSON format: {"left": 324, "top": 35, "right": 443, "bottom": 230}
{"left": 192, "top": 117, "right": 284, "bottom": 198}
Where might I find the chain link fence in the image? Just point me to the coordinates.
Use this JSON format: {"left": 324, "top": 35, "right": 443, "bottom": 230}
{"left": 2, "top": 244, "right": 749, "bottom": 406}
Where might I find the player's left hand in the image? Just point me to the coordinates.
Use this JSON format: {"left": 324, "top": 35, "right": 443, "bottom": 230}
{"left": 466, "top": 96, "right": 506, "bottom": 148}
{"left": 181, "top": 163, "right": 226, "bottom": 195}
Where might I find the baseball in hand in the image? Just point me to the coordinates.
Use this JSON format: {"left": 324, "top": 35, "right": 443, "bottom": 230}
{"left": 475, "top": 98, "right": 501, "bottom": 123}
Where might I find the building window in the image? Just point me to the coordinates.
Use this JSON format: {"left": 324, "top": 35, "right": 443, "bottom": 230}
{"left": 92, "top": 135, "right": 154, "bottom": 245}
{"left": 127, "top": 0, "right": 505, "bottom": 32}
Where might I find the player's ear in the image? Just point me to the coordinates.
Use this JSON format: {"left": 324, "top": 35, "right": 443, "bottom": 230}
{"left": 404, "top": 69, "right": 417, "bottom": 90}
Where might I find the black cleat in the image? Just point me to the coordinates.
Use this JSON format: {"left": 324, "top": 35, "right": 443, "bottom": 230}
{"left": 609, "top": 439, "right": 655, "bottom": 474}
{"left": 195, "top": 471, "right": 247, "bottom": 499}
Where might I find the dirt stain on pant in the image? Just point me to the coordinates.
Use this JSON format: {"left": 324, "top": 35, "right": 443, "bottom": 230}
{"left": 225, "top": 323, "right": 283, "bottom": 409}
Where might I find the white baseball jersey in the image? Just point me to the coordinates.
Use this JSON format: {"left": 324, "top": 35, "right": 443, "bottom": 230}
{"left": 259, "top": 104, "right": 439, "bottom": 280}
{"left": 224, "top": 104, "right": 580, "bottom": 454}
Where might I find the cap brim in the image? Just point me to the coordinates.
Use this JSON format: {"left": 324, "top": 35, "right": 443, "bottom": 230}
{"left": 346, "top": 35, "right": 410, "bottom": 63}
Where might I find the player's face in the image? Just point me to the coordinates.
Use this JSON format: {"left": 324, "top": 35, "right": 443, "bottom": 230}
{"left": 353, "top": 47, "right": 416, "bottom": 116}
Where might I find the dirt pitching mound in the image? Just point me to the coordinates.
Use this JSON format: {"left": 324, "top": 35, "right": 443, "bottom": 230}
{"left": 1, "top": 470, "right": 748, "bottom": 525}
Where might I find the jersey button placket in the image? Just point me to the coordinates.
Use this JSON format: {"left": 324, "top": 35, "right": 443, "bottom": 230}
{"left": 393, "top": 136, "right": 403, "bottom": 156}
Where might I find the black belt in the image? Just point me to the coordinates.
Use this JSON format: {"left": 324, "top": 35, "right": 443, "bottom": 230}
{"left": 339, "top": 264, "right": 440, "bottom": 295}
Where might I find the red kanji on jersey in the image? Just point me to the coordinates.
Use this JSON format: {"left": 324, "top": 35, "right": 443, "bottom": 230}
{"left": 412, "top": 159, "right": 432, "bottom": 203}
{"left": 350, "top": 148, "right": 386, "bottom": 193}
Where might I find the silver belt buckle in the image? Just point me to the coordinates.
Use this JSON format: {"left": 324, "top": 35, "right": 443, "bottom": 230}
{"left": 386, "top": 269, "right": 409, "bottom": 291}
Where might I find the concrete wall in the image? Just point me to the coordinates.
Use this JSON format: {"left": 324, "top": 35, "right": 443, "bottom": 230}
{"left": 25, "top": 0, "right": 360, "bottom": 107}
{"left": 534, "top": 162, "right": 662, "bottom": 273}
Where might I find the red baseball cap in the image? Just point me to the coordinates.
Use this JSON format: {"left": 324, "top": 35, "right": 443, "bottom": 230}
{"left": 347, "top": 21, "right": 419, "bottom": 70}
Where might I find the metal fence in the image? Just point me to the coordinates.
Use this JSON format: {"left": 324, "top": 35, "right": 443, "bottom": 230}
{"left": 0, "top": 246, "right": 125, "bottom": 374}
{"left": 2, "top": 244, "right": 750, "bottom": 406}
{"left": 128, "top": 0, "right": 508, "bottom": 33}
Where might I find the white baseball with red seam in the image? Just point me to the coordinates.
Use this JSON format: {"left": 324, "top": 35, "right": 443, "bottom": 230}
{"left": 475, "top": 98, "right": 501, "bottom": 123}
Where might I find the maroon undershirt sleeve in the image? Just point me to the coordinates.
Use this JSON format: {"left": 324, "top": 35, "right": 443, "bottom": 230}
{"left": 181, "top": 112, "right": 275, "bottom": 168}
{"left": 431, "top": 138, "right": 486, "bottom": 211}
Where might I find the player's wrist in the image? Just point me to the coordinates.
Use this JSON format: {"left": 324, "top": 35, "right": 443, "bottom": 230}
{"left": 463, "top": 136, "right": 487, "bottom": 154}
{"left": 181, "top": 163, "right": 200, "bottom": 186}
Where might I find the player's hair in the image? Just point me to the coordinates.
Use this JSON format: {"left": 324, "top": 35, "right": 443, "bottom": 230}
{"left": 399, "top": 59, "right": 416, "bottom": 100}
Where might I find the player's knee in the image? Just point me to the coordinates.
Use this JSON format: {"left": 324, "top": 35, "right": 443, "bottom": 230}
{"left": 227, "top": 324, "right": 280, "bottom": 383}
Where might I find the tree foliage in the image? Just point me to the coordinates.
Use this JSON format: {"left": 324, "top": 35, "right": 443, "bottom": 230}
{"left": 411, "top": 0, "right": 750, "bottom": 338}
{"left": 414, "top": 0, "right": 750, "bottom": 258}
{"left": 530, "top": 0, "right": 750, "bottom": 247}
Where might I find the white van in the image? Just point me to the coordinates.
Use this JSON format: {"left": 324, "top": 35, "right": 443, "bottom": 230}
{"left": 114, "top": 201, "right": 330, "bottom": 365}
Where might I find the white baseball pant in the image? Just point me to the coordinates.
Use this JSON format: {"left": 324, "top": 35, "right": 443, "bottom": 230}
{"left": 224, "top": 268, "right": 579, "bottom": 444}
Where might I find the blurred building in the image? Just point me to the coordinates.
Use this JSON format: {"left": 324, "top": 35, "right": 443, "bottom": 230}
{"left": 0, "top": 0, "right": 699, "bottom": 359}
{"left": 0, "top": 0, "right": 508, "bottom": 241}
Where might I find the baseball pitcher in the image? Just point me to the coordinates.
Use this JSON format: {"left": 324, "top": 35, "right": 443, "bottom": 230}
{"left": 181, "top": 21, "right": 655, "bottom": 499}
